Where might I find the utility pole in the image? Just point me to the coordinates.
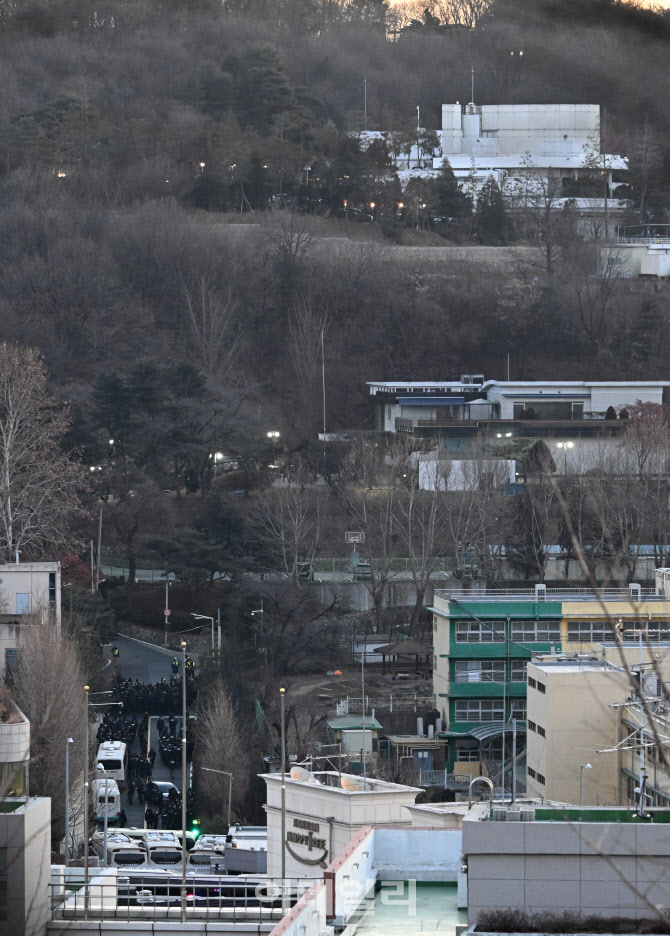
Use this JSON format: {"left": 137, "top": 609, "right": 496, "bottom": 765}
{"left": 180, "top": 641, "right": 187, "bottom": 923}
{"left": 164, "top": 578, "right": 170, "bottom": 647}
{"left": 364, "top": 76, "right": 367, "bottom": 131}
{"left": 280, "top": 687, "right": 286, "bottom": 883}
{"left": 95, "top": 508, "right": 103, "bottom": 591}
{"left": 83, "top": 686, "right": 89, "bottom": 921}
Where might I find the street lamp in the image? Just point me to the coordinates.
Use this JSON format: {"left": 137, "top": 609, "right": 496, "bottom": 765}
{"left": 97, "top": 763, "right": 110, "bottom": 866}
{"left": 202, "top": 767, "right": 233, "bottom": 828}
{"left": 180, "top": 641, "right": 188, "bottom": 924}
{"left": 191, "top": 613, "right": 217, "bottom": 652}
{"left": 556, "top": 440, "right": 574, "bottom": 473}
{"left": 64, "top": 738, "right": 74, "bottom": 866}
{"left": 580, "top": 763, "right": 592, "bottom": 806}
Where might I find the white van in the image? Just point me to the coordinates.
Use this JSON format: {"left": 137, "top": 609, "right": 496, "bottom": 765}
{"left": 91, "top": 778, "right": 120, "bottom": 822}
{"left": 91, "top": 831, "right": 147, "bottom": 869}
{"left": 96, "top": 741, "right": 128, "bottom": 782}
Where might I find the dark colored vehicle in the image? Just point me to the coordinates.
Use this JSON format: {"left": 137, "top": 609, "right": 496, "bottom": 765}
{"left": 145, "top": 780, "right": 180, "bottom": 805}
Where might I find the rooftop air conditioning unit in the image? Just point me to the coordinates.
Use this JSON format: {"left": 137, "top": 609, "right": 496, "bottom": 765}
{"left": 535, "top": 584, "right": 547, "bottom": 601}
{"left": 629, "top": 583, "right": 642, "bottom": 602}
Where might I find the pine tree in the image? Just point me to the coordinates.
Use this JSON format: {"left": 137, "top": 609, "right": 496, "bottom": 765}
{"left": 475, "top": 176, "right": 508, "bottom": 245}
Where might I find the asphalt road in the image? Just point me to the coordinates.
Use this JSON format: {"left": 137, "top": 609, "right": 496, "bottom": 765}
{"left": 104, "top": 635, "right": 196, "bottom": 829}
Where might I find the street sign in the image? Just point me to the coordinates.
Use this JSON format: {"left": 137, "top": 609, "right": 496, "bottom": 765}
{"left": 345, "top": 532, "right": 365, "bottom": 544}
{"left": 164, "top": 609, "right": 171, "bottom": 616}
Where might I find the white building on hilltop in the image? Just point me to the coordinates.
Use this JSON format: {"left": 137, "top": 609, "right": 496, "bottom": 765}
{"left": 361, "top": 102, "right": 626, "bottom": 224}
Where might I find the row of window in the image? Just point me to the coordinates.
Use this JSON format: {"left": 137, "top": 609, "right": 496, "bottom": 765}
{"left": 455, "top": 621, "right": 561, "bottom": 643}
{"left": 453, "top": 700, "right": 527, "bottom": 721}
{"left": 453, "top": 660, "right": 527, "bottom": 683}
{"left": 527, "top": 720, "right": 545, "bottom": 737}
{"left": 454, "top": 620, "right": 670, "bottom": 645}
{"left": 527, "top": 767, "right": 545, "bottom": 785}
{"left": 528, "top": 676, "right": 546, "bottom": 694}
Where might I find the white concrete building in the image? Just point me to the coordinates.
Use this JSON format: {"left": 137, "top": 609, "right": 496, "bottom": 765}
{"left": 369, "top": 377, "right": 670, "bottom": 436}
{"left": 0, "top": 562, "right": 61, "bottom": 679}
{"left": 262, "top": 770, "right": 421, "bottom": 878}
{"left": 360, "top": 103, "right": 625, "bottom": 202}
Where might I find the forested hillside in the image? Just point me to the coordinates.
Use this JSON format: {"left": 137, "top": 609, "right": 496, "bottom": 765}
{"left": 0, "top": 0, "right": 668, "bottom": 446}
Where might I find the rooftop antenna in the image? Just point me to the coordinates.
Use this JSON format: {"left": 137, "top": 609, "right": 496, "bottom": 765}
{"left": 364, "top": 76, "right": 367, "bottom": 131}
{"left": 471, "top": 66, "right": 475, "bottom": 104}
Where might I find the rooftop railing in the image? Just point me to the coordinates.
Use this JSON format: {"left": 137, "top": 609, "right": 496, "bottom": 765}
{"left": 435, "top": 586, "right": 663, "bottom": 603}
{"left": 49, "top": 876, "right": 314, "bottom": 923}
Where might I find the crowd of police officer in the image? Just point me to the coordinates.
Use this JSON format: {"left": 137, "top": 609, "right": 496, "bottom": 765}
{"left": 111, "top": 674, "right": 197, "bottom": 714}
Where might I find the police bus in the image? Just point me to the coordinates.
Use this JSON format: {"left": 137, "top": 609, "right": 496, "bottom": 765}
{"left": 96, "top": 741, "right": 128, "bottom": 783}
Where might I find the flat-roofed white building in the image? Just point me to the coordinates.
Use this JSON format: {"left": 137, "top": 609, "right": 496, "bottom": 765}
{"left": 262, "top": 770, "right": 422, "bottom": 878}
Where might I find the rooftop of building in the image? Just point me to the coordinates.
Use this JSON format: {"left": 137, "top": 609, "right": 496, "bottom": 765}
{"left": 528, "top": 659, "right": 622, "bottom": 674}
{"left": 434, "top": 584, "right": 668, "bottom": 604}
{"left": 327, "top": 715, "right": 383, "bottom": 731}
{"left": 262, "top": 770, "right": 422, "bottom": 795}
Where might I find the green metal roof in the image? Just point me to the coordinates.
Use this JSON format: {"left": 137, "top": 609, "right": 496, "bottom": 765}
{"left": 327, "top": 715, "right": 383, "bottom": 731}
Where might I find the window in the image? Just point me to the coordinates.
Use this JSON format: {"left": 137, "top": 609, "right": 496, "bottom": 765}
{"left": 456, "top": 746, "right": 480, "bottom": 762}
{"left": 527, "top": 766, "right": 536, "bottom": 780}
{"left": 510, "top": 700, "right": 527, "bottom": 720}
{"left": 528, "top": 720, "right": 537, "bottom": 732}
{"left": 4, "top": 649, "right": 18, "bottom": 673}
{"left": 536, "top": 773, "right": 546, "bottom": 785}
{"left": 537, "top": 724, "right": 546, "bottom": 738}
{"left": 622, "top": 623, "right": 670, "bottom": 642}
{"left": 572, "top": 403, "right": 584, "bottom": 420}
{"left": 454, "top": 660, "right": 505, "bottom": 683}
{"left": 455, "top": 621, "right": 505, "bottom": 643}
{"left": 537, "top": 681, "right": 546, "bottom": 694}
{"left": 528, "top": 676, "right": 537, "bottom": 689}
{"left": 454, "top": 700, "right": 504, "bottom": 722}
{"left": 510, "top": 621, "right": 561, "bottom": 642}
{"left": 567, "top": 621, "right": 612, "bottom": 642}
{"left": 509, "top": 660, "right": 527, "bottom": 682}
{"left": 48, "top": 572, "right": 56, "bottom": 608}
{"left": 15, "top": 594, "right": 30, "bottom": 615}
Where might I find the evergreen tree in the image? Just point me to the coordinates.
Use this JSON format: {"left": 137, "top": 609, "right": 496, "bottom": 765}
{"left": 435, "top": 159, "right": 471, "bottom": 219}
{"left": 475, "top": 176, "right": 508, "bottom": 245}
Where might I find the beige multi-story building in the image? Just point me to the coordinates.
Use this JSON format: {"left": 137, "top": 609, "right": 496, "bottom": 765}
{"left": 0, "top": 561, "right": 61, "bottom": 680}
{"left": 525, "top": 659, "right": 630, "bottom": 806}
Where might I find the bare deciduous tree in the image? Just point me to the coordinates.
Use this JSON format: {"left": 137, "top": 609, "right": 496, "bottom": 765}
{"left": 0, "top": 343, "right": 81, "bottom": 561}
{"left": 12, "top": 621, "right": 86, "bottom": 843}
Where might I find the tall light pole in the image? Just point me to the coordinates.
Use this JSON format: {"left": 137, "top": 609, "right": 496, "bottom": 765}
{"left": 556, "top": 440, "right": 574, "bottom": 474}
{"left": 280, "top": 687, "right": 286, "bottom": 883}
{"left": 580, "top": 763, "right": 592, "bottom": 806}
{"left": 202, "top": 768, "right": 233, "bottom": 828}
{"left": 164, "top": 578, "right": 171, "bottom": 647}
{"left": 64, "top": 738, "right": 73, "bottom": 866}
{"left": 97, "top": 764, "right": 110, "bottom": 866}
{"left": 191, "top": 613, "right": 215, "bottom": 651}
{"left": 180, "top": 641, "right": 187, "bottom": 924}
{"left": 83, "top": 686, "right": 89, "bottom": 920}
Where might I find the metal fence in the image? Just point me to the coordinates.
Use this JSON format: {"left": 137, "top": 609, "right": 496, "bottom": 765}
{"left": 419, "top": 770, "right": 472, "bottom": 789}
{"left": 49, "top": 876, "right": 315, "bottom": 923}
{"left": 336, "top": 694, "right": 435, "bottom": 715}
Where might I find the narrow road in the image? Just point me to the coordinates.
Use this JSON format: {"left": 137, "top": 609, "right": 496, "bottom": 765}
{"left": 104, "top": 635, "right": 197, "bottom": 829}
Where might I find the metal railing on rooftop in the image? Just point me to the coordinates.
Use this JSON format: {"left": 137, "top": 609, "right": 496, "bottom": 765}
{"left": 49, "top": 876, "right": 313, "bottom": 923}
{"left": 435, "top": 586, "right": 663, "bottom": 603}
{"left": 336, "top": 694, "right": 435, "bottom": 715}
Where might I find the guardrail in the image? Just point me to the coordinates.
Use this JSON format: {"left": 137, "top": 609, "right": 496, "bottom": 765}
{"left": 49, "top": 876, "right": 315, "bottom": 923}
{"left": 435, "top": 586, "right": 661, "bottom": 602}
